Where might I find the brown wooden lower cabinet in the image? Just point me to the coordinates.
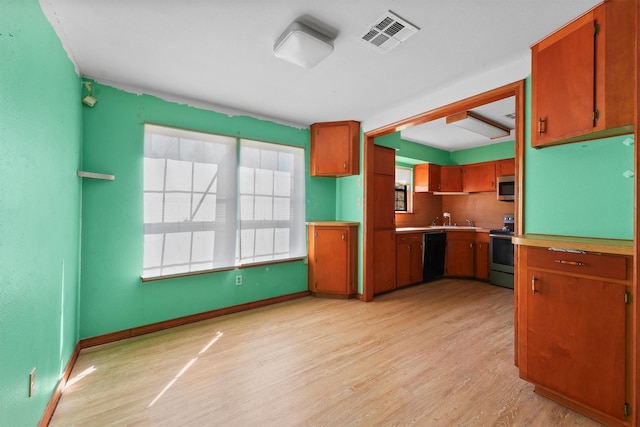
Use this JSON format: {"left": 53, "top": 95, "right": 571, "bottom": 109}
{"left": 396, "top": 233, "right": 423, "bottom": 287}
{"left": 517, "top": 244, "right": 631, "bottom": 426}
{"left": 445, "top": 231, "right": 475, "bottom": 277}
{"left": 474, "top": 232, "right": 489, "bottom": 280}
{"left": 307, "top": 222, "right": 358, "bottom": 298}
{"left": 373, "top": 229, "right": 396, "bottom": 294}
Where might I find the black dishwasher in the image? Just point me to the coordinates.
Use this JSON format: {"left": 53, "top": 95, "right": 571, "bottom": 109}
{"left": 423, "top": 232, "right": 446, "bottom": 282}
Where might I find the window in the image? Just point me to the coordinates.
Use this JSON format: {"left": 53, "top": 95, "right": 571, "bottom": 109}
{"left": 143, "top": 124, "right": 305, "bottom": 279}
{"left": 395, "top": 184, "right": 408, "bottom": 212}
{"left": 395, "top": 166, "right": 413, "bottom": 212}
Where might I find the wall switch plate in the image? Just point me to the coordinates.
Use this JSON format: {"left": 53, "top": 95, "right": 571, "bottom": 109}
{"left": 29, "top": 368, "right": 36, "bottom": 397}
{"left": 235, "top": 275, "right": 242, "bottom": 286}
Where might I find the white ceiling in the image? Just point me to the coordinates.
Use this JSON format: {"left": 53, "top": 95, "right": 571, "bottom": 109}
{"left": 40, "top": 0, "right": 601, "bottom": 150}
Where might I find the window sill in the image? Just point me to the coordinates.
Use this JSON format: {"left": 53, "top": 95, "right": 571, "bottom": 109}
{"left": 141, "top": 256, "right": 307, "bottom": 282}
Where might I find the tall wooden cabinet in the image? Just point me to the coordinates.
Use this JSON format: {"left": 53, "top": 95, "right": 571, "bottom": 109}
{"left": 310, "top": 120, "right": 360, "bottom": 176}
{"left": 531, "top": 0, "right": 634, "bottom": 147}
{"left": 307, "top": 222, "right": 359, "bottom": 298}
{"left": 372, "top": 145, "right": 397, "bottom": 294}
{"left": 516, "top": 242, "right": 632, "bottom": 426}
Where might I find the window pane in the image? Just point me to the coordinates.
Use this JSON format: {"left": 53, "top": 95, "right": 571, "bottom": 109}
{"left": 163, "top": 232, "right": 191, "bottom": 266}
{"left": 238, "top": 139, "right": 305, "bottom": 264}
{"left": 255, "top": 169, "right": 273, "bottom": 196}
{"left": 274, "top": 171, "right": 291, "bottom": 196}
{"left": 254, "top": 196, "right": 273, "bottom": 220}
{"left": 191, "top": 194, "right": 217, "bottom": 222}
{"left": 193, "top": 162, "right": 217, "bottom": 193}
{"left": 143, "top": 124, "right": 236, "bottom": 278}
{"left": 191, "top": 231, "right": 215, "bottom": 263}
{"left": 165, "top": 159, "right": 192, "bottom": 191}
{"left": 273, "top": 197, "right": 290, "bottom": 220}
{"left": 144, "top": 193, "right": 164, "bottom": 224}
{"left": 254, "top": 228, "right": 274, "bottom": 256}
{"left": 164, "top": 192, "right": 191, "bottom": 223}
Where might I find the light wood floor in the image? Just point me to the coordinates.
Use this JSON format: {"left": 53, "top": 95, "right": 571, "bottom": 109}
{"left": 50, "top": 279, "right": 602, "bottom": 426}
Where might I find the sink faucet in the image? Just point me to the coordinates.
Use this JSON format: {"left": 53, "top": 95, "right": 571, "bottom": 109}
{"left": 465, "top": 219, "right": 474, "bottom": 227}
{"left": 443, "top": 212, "right": 451, "bottom": 226}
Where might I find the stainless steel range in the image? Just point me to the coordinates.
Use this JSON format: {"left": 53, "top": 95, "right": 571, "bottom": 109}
{"left": 489, "top": 214, "right": 514, "bottom": 289}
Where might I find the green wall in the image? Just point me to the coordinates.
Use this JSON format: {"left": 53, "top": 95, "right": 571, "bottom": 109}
{"left": 79, "top": 83, "right": 336, "bottom": 338}
{"left": 0, "top": 1, "right": 82, "bottom": 425}
{"left": 450, "top": 140, "right": 515, "bottom": 165}
{"left": 522, "top": 78, "right": 634, "bottom": 240}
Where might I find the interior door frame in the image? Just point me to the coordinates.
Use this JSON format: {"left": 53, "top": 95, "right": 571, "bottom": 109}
{"left": 362, "top": 80, "right": 526, "bottom": 302}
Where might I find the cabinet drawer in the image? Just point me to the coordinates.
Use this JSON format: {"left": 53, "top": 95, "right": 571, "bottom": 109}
{"left": 527, "top": 247, "right": 627, "bottom": 280}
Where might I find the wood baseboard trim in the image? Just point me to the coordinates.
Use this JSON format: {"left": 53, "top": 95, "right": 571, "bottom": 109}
{"left": 38, "top": 342, "right": 81, "bottom": 427}
{"left": 79, "top": 291, "right": 311, "bottom": 349}
{"left": 534, "top": 385, "right": 628, "bottom": 427}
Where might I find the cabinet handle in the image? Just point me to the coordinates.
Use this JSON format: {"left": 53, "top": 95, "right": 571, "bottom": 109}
{"left": 554, "top": 260, "right": 585, "bottom": 266}
{"left": 538, "top": 117, "right": 547, "bottom": 135}
{"left": 531, "top": 275, "right": 537, "bottom": 295}
{"left": 343, "top": 161, "right": 347, "bottom": 170}
{"left": 342, "top": 233, "right": 345, "bottom": 240}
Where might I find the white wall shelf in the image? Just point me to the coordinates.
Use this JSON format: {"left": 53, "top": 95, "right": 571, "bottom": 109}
{"left": 77, "top": 170, "right": 115, "bottom": 181}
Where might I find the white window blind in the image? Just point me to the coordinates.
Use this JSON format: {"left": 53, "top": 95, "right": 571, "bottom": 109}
{"left": 143, "top": 124, "right": 305, "bottom": 279}
{"left": 238, "top": 139, "right": 305, "bottom": 264}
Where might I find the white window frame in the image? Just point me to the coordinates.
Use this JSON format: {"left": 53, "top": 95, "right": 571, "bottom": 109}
{"left": 395, "top": 166, "right": 413, "bottom": 213}
{"left": 142, "top": 124, "right": 306, "bottom": 280}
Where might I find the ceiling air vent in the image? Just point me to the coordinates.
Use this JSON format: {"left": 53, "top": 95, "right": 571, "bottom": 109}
{"left": 361, "top": 11, "right": 419, "bottom": 51}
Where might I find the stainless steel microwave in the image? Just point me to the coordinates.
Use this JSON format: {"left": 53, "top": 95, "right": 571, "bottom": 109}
{"left": 497, "top": 175, "right": 515, "bottom": 201}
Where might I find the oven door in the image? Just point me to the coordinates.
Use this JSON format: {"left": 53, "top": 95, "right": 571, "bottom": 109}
{"left": 489, "top": 234, "right": 514, "bottom": 273}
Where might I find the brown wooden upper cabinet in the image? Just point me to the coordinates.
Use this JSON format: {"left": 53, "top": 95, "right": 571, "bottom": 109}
{"left": 462, "top": 161, "right": 495, "bottom": 192}
{"left": 496, "top": 159, "right": 515, "bottom": 177}
{"left": 440, "top": 165, "right": 463, "bottom": 192}
{"left": 414, "top": 163, "right": 440, "bottom": 192}
{"left": 531, "top": 0, "right": 634, "bottom": 148}
{"left": 310, "top": 120, "right": 360, "bottom": 176}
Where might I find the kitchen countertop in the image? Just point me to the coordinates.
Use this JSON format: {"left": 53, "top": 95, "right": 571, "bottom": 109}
{"left": 513, "top": 233, "right": 633, "bottom": 256}
{"left": 395, "top": 226, "right": 492, "bottom": 234}
{"left": 307, "top": 221, "right": 360, "bottom": 226}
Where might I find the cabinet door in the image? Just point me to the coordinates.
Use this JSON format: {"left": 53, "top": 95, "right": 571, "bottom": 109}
{"left": 496, "top": 159, "right": 515, "bottom": 177}
{"left": 312, "top": 228, "right": 348, "bottom": 294}
{"left": 533, "top": 20, "right": 595, "bottom": 147}
{"left": 414, "top": 163, "right": 441, "bottom": 192}
{"left": 310, "top": 121, "right": 359, "bottom": 176}
{"left": 373, "top": 230, "right": 396, "bottom": 294}
{"left": 526, "top": 270, "right": 626, "bottom": 420}
{"left": 409, "top": 234, "right": 424, "bottom": 283}
{"left": 445, "top": 237, "right": 475, "bottom": 277}
{"left": 475, "top": 235, "right": 489, "bottom": 280}
{"left": 440, "top": 165, "right": 462, "bottom": 192}
{"left": 462, "top": 162, "right": 496, "bottom": 192}
{"left": 396, "top": 235, "right": 411, "bottom": 287}
{"left": 374, "top": 144, "right": 395, "bottom": 176}
{"left": 373, "top": 173, "right": 395, "bottom": 229}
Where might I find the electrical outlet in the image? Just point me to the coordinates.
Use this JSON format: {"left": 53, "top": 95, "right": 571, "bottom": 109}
{"left": 28, "top": 368, "right": 36, "bottom": 397}
{"left": 235, "top": 275, "right": 242, "bottom": 286}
